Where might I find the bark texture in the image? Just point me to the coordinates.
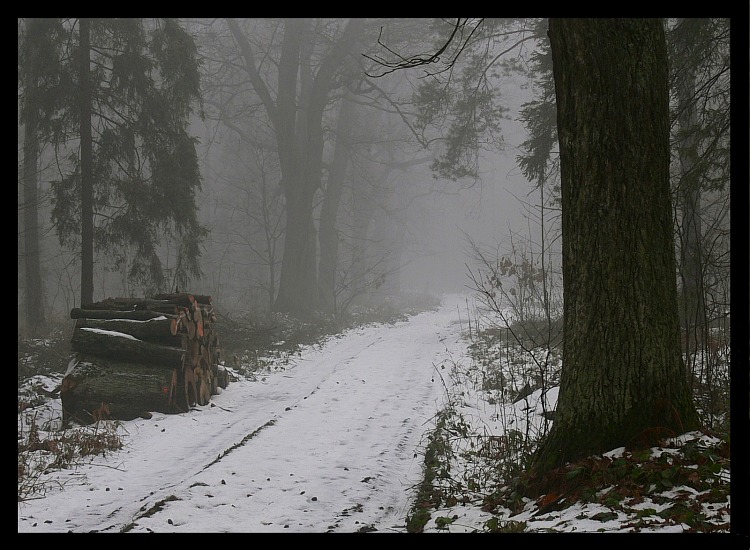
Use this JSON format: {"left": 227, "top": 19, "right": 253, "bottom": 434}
{"left": 73, "top": 317, "right": 180, "bottom": 346}
{"left": 534, "top": 18, "right": 700, "bottom": 472}
{"left": 70, "top": 328, "right": 184, "bottom": 366}
{"left": 60, "top": 358, "right": 181, "bottom": 424}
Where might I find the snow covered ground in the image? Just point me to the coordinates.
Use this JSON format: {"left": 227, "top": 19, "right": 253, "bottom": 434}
{"left": 17, "top": 293, "right": 734, "bottom": 535}
{"left": 18, "top": 294, "right": 470, "bottom": 533}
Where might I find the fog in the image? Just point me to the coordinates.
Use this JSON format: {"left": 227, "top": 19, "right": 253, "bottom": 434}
{"left": 18, "top": 19, "right": 737, "bottom": 536}
{"left": 398, "top": 155, "right": 535, "bottom": 295}
{"left": 18, "top": 18, "right": 556, "bottom": 324}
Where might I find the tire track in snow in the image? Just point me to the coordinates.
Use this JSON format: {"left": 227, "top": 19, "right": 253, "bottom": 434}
{"left": 18, "top": 296, "right": 469, "bottom": 533}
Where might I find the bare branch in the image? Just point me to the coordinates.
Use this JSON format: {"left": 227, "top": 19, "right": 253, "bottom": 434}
{"left": 363, "top": 19, "right": 483, "bottom": 79}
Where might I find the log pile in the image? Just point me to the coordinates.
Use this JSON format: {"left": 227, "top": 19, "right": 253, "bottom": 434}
{"left": 61, "top": 293, "right": 228, "bottom": 425}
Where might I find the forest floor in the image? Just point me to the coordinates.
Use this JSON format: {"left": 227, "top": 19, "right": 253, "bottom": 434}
{"left": 18, "top": 292, "right": 736, "bottom": 535}
{"left": 403, "top": 324, "right": 733, "bottom": 534}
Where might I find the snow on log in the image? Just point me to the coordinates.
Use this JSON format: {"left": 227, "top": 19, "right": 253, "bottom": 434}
{"left": 62, "top": 292, "right": 226, "bottom": 425}
{"left": 70, "top": 328, "right": 184, "bottom": 367}
{"left": 70, "top": 308, "right": 168, "bottom": 321}
{"left": 74, "top": 317, "right": 181, "bottom": 347}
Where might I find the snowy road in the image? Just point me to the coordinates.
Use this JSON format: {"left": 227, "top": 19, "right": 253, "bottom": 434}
{"left": 18, "top": 295, "right": 471, "bottom": 533}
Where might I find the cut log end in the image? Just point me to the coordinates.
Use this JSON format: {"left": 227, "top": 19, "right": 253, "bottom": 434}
{"left": 65, "top": 293, "right": 225, "bottom": 423}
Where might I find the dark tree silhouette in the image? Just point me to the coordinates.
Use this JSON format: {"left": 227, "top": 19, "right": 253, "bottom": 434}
{"left": 18, "top": 18, "right": 63, "bottom": 335}
{"left": 532, "top": 19, "right": 700, "bottom": 472}
{"left": 228, "top": 18, "right": 366, "bottom": 316}
{"left": 25, "top": 18, "right": 206, "bottom": 305}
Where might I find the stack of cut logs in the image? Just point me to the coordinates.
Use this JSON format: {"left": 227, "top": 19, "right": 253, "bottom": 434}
{"left": 61, "top": 293, "right": 228, "bottom": 425}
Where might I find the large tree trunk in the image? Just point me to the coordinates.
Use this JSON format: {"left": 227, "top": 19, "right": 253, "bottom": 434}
{"left": 79, "top": 18, "right": 94, "bottom": 306}
{"left": 273, "top": 185, "right": 319, "bottom": 315}
{"left": 270, "top": 19, "right": 317, "bottom": 316}
{"left": 227, "top": 18, "right": 364, "bottom": 317}
{"left": 318, "top": 94, "right": 356, "bottom": 314}
{"left": 22, "top": 18, "right": 47, "bottom": 337}
{"left": 534, "top": 18, "right": 700, "bottom": 473}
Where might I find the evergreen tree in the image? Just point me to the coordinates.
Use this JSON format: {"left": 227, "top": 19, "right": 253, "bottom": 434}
{"left": 18, "top": 18, "right": 67, "bottom": 334}
{"left": 26, "top": 18, "right": 206, "bottom": 305}
{"left": 516, "top": 19, "right": 558, "bottom": 198}
{"left": 407, "top": 18, "right": 534, "bottom": 183}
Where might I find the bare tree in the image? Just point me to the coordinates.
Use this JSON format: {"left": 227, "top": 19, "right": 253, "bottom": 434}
{"left": 227, "top": 18, "right": 366, "bottom": 315}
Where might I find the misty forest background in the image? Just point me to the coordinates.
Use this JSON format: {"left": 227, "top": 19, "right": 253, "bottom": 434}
{"left": 18, "top": 18, "right": 729, "bottom": 329}
{"left": 18, "top": 18, "right": 735, "bottom": 483}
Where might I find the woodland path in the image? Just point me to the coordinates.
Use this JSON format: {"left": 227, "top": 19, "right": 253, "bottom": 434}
{"left": 18, "top": 295, "right": 470, "bottom": 533}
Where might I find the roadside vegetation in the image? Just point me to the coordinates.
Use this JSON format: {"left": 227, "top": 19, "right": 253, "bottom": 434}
{"left": 404, "top": 305, "right": 731, "bottom": 533}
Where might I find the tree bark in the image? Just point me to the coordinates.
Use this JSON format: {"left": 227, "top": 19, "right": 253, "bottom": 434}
{"left": 70, "top": 308, "right": 170, "bottom": 321}
{"left": 74, "top": 317, "right": 181, "bottom": 346}
{"left": 71, "top": 328, "right": 184, "bottom": 367}
{"left": 274, "top": 186, "right": 319, "bottom": 315}
{"left": 60, "top": 358, "right": 184, "bottom": 425}
{"left": 534, "top": 18, "right": 700, "bottom": 473}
